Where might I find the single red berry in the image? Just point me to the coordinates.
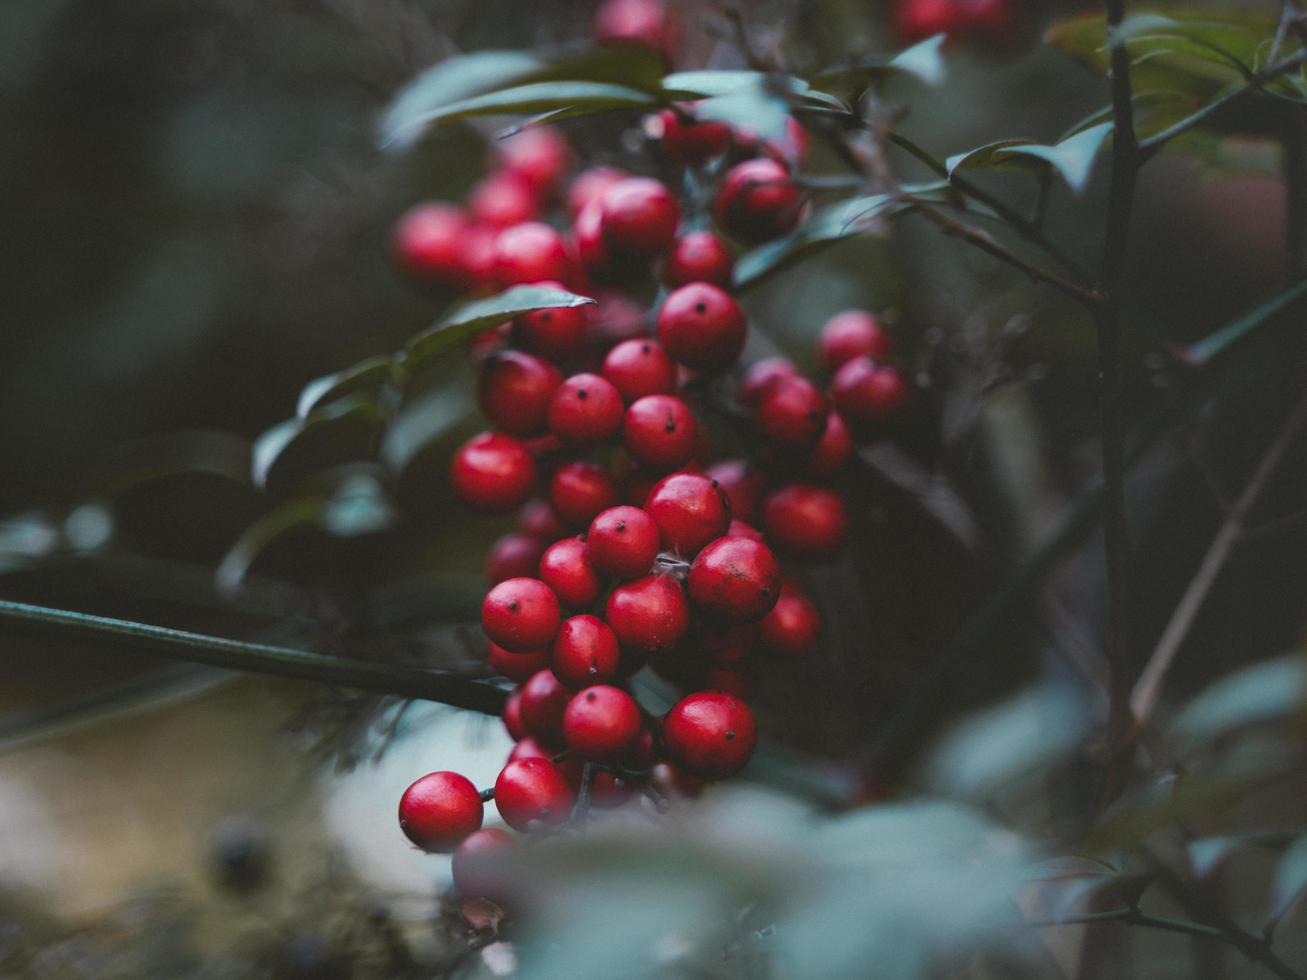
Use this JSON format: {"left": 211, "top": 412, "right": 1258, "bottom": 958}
{"left": 623, "top": 395, "right": 698, "bottom": 470}
{"left": 687, "top": 536, "right": 782, "bottom": 623}
{"left": 398, "top": 771, "right": 483, "bottom": 852}
{"left": 807, "top": 411, "right": 854, "bottom": 477}
{"left": 477, "top": 350, "right": 562, "bottom": 437}
{"left": 663, "top": 231, "right": 734, "bottom": 288}
{"left": 714, "top": 158, "right": 803, "bottom": 244}
{"left": 452, "top": 432, "right": 537, "bottom": 514}
{"left": 458, "top": 222, "right": 503, "bottom": 289}
{"left": 644, "top": 472, "right": 731, "bottom": 556}
{"left": 519, "top": 498, "right": 569, "bottom": 541}
{"left": 763, "top": 484, "right": 848, "bottom": 557}
{"left": 538, "top": 536, "right": 604, "bottom": 609}
{"left": 830, "top": 357, "right": 911, "bottom": 437}
{"left": 593, "top": 0, "right": 682, "bottom": 63}
{"left": 605, "top": 574, "right": 691, "bottom": 653}
{"left": 486, "top": 532, "right": 548, "bottom": 584}
{"left": 600, "top": 177, "right": 681, "bottom": 259}
{"left": 703, "top": 666, "right": 755, "bottom": 701}
{"left": 727, "top": 518, "right": 764, "bottom": 541}
{"left": 549, "top": 460, "right": 621, "bottom": 528}
{"left": 737, "top": 357, "right": 797, "bottom": 409}
{"left": 468, "top": 169, "right": 539, "bottom": 228}
{"left": 562, "top": 685, "right": 642, "bottom": 759}
{"left": 573, "top": 197, "right": 613, "bottom": 277}
{"left": 602, "top": 339, "right": 677, "bottom": 403}
{"left": 518, "top": 668, "right": 574, "bottom": 745}
{"left": 662, "top": 691, "right": 757, "bottom": 780}
{"left": 695, "top": 620, "right": 756, "bottom": 667}
{"left": 497, "top": 126, "right": 570, "bottom": 198}
{"left": 759, "top": 582, "right": 821, "bottom": 655}
{"left": 567, "top": 165, "right": 630, "bottom": 219}
{"left": 586, "top": 505, "right": 661, "bottom": 579}
{"left": 494, "top": 221, "right": 572, "bottom": 286}
{"left": 654, "top": 107, "right": 731, "bottom": 167}
{"left": 957, "top": 0, "right": 1018, "bottom": 39}
{"left": 513, "top": 280, "right": 589, "bottom": 360}
{"left": 450, "top": 827, "right": 516, "bottom": 899}
{"left": 392, "top": 203, "right": 470, "bottom": 289}
{"left": 550, "top": 614, "right": 621, "bottom": 686}
{"left": 590, "top": 770, "right": 636, "bottom": 808}
{"left": 755, "top": 374, "right": 829, "bottom": 457}
{"left": 494, "top": 757, "right": 575, "bottom": 831}
{"left": 548, "top": 373, "right": 625, "bottom": 446}
{"left": 503, "top": 687, "right": 528, "bottom": 740}
{"left": 656, "top": 282, "right": 747, "bottom": 375}
{"left": 895, "top": 0, "right": 959, "bottom": 42}
{"left": 487, "top": 640, "right": 550, "bottom": 683}
{"left": 482, "top": 577, "right": 561, "bottom": 652}
{"left": 703, "top": 459, "right": 765, "bottom": 523}
{"left": 818, "top": 309, "right": 894, "bottom": 372}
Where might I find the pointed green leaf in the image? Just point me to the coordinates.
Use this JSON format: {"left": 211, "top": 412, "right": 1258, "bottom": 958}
{"left": 297, "top": 356, "right": 396, "bottom": 419}
{"left": 890, "top": 34, "right": 947, "bottom": 85}
{"left": 947, "top": 123, "right": 1113, "bottom": 194}
{"left": 1172, "top": 654, "right": 1306, "bottom": 745}
{"left": 251, "top": 398, "right": 383, "bottom": 492}
{"left": 1271, "top": 835, "right": 1307, "bottom": 923}
{"left": 811, "top": 35, "right": 947, "bottom": 95}
{"left": 662, "top": 70, "right": 849, "bottom": 110}
{"left": 1181, "top": 278, "right": 1307, "bottom": 368}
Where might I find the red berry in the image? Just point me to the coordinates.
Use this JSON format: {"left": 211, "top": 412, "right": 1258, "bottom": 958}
{"left": 451, "top": 827, "right": 516, "bottom": 898}
{"left": 703, "top": 667, "right": 754, "bottom": 701}
{"left": 478, "top": 350, "right": 562, "bottom": 436}
{"left": 623, "top": 395, "right": 698, "bottom": 470}
{"left": 518, "top": 668, "right": 574, "bottom": 745}
{"left": 519, "top": 498, "right": 569, "bottom": 541}
{"left": 895, "top": 0, "right": 959, "bottom": 42}
{"left": 513, "top": 280, "right": 589, "bottom": 359}
{"left": 704, "top": 459, "right": 765, "bottom": 522}
{"left": 654, "top": 107, "right": 731, "bottom": 167}
{"left": 482, "top": 577, "right": 561, "bottom": 652}
{"left": 605, "top": 575, "right": 691, "bottom": 653}
{"left": 662, "top": 691, "right": 757, "bottom": 780}
{"left": 830, "top": 357, "right": 911, "bottom": 437}
{"left": 763, "top": 484, "right": 848, "bottom": 557}
{"left": 487, "top": 640, "right": 550, "bottom": 683}
{"left": 469, "top": 170, "right": 539, "bottom": 228}
{"left": 759, "top": 582, "right": 821, "bottom": 655}
{"left": 593, "top": 0, "right": 682, "bottom": 63}
{"left": 590, "top": 770, "right": 636, "bottom": 808}
{"left": 538, "top": 536, "right": 604, "bottom": 608}
{"left": 548, "top": 373, "right": 625, "bottom": 446}
{"left": 393, "top": 203, "right": 470, "bottom": 289}
{"left": 503, "top": 688, "right": 528, "bottom": 740}
{"left": 497, "top": 127, "right": 570, "bottom": 197}
{"left": 663, "top": 231, "right": 734, "bottom": 288}
{"left": 695, "top": 620, "right": 756, "bottom": 667}
{"left": 755, "top": 374, "right": 829, "bottom": 457}
{"left": 550, "top": 614, "right": 621, "bottom": 686}
{"left": 644, "top": 472, "right": 731, "bottom": 556}
{"left": 714, "top": 158, "right": 802, "bottom": 243}
{"left": 573, "top": 197, "right": 613, "bottom": 277}
{"left": 807, "top": 411, "right": 854, "bottom": 477}
{"left": 567, "top": 165, "right": 629, "bottom": 219}
{"left": 602, "top": 339, "right": 677, "bottom": 403}
{"left": 458, "top": 222, "right": 503, "bottom": 289}
{"left": 494, "top": 221, "right": 571, "bottom": 286}
{"left": 818, "top": 309, "right": 894, "bottom": 372}
{"left": 549, "top": 460, "right": 621, "bottom": 528}
{"left": 727, "top": 518, "right": 764, "bottom": 540}
{"left": 398, "top": 771, "right": 483, "bottom": 852}
{"left": 958, "top": 0, "right": 1018, "bottom": 38}
{"left": 656, "top": 282, "right": 747, "bottom": 375}
{"left": 687, "top": 535, "right": 782, "bottom": 623}
{"left": 494, "top": 757, "right": 575, "bottom": 830}
{"left": 562, "top": 685, "right": 642, "bottom": 759}
{"left": 486, "top": 532, "right": 548, "bottom": 584}
{"left": 452, "top": 432, "right": 537, "bottom": 514}
{"left": 586, "top": 505, "right": 661, "bottom": 579}
{"left": 600, "top": 177, "right": 681, "bottom": 259}
{"left": 737, "top": 357, "right": 797, "bottom": 409}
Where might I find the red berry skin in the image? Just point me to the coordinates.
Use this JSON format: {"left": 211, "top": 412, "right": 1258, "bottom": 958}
{"left": 593, "top": 0, "right": 682, "bottom": 63}
{"left": 503, "top": 688, "right": 529, "bottom": 740}
{"left": 513, "top": 280, "right": 589, "bottom": 360}
{"left": 518, "top": 668, "right": 574, "bottom": 746}
{"left": 393, "top": 203, "right": 470, "bottom": 289}
{"left": 451, "top": 827, "right": 516, "bottom": 899}
{"left": 452, "top": 432, "right": 537, "bottom": 514}
{"left": 551, "top": 614, "right": 621, "bottom": 687}
{"left": 704, "top": 459, "right": 765, "bottom": 523}
{"left": 590, "top": 770, "right": 636, "bottom": 808}
{"left": 763, "top": 484, "right": 848, "bottom": 557}
{"left": 663, "top": 232, "right": 735, "bottom": 290}
{"left": 487, "top": 532, "right": 548, "bottom": 584}
{"left": 548, "top": 373, "right": 625, "bottom": 446}
{"left": 600, "top": 177, "right": 681, "bottom": 259}
{"left": 662, "top": 691, "right": 757, "bottom": 780}
{"left": 562, "top": 685, "right": 642, "bottom": 759}
{"left": 755, "top": 374, "right": 829, "bottom": 457}
{"left": 895, "top": 0, "right": 960, "bottom": 42}
{"left": 651, "top": 760, "right": 705, "bottom": 799}
{"left": 737, "top": 357, "right": 797, "bottom": 409}
{"left": 567, "top": 165, "right": 629, "bottom": 219}
{"left": 714, "top": 158, "right": 803, "bottom": 244}
{"left": 586, "top": 505, "right": 661, "bottom": 579}
{"left": 623, "top": 395, "right": 698, "bottom": 470}
{"left": 644, "top": 472, "right": 731, "bottom": 557}
{"left": 487, "top": 640, "right": 550, "bottom": 683}
{"left": 759, "top": 582, "right": 821, "bottom": 655}
{"left": 497, "top": 126, "right": 570, "bottom": 197}
{"left": 818, "top": 309, "right": 894, "bottom": 373}
{"left": 831, "top": 357, "right": 911, "bottom": 437}
{"left": 538, "top": 536, "right": 604, "bottom": 609}
{"left": 494, "top": 221, "right": 572, "bottom": 287}
{"left": 482, "top": 578, "right": 561, "bottom": 652}
{"left": 656, "top": 108, "right": 732, "bottom": 167}
{"left": 469, "top": 170, "right": 539, "bottom": 228}
{"left": 478, "top": 351, "right": 562, "bottom": 437}
{"left": 696, "top": 620, "right": 756, "bottom": 667}
{"left": 727, "top": 518, "right": 764, "bottom": 541}
{"left": 494, "top": 757, "right": 575, "bottom": 831}
{"left": 605, "top": 575, "right": 691, "bottom": 654}
{"left": 807, "top": 411, "right": 854, "bottom": 478}
{"left": 656, "top": 282, "right": 747, "bottom": 375}
{"left": 687, "top": 536, "right": 782, "bottom": 623}
{"left": 549, "top": 460, "right": 621, "bottom": 528}
{"left": 458, "top": 222, "right": 503, "bottom": 290}
{"left": 519, "top": 498, "right": 569, "bottom": 541}
{"left": 398, "top": 771, "right": 484, "bottom": 853}
{"left": 602, "top": 339, "right": 677, "bottom": 404}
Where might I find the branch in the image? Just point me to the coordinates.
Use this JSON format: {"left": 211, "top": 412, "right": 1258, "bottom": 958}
{"left": 0, "top": 598, "right": 507, "bottom": 716}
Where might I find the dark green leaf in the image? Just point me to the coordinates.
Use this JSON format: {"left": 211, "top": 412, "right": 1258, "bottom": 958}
{"left": 1172, "top": 654, "right": 1306, "bottom": 746}
{"left": 890, "top": 34, "right": 947, "bottom": 86}
{"left": 1181, "top": 278, "right": 1307, "bottom": 367}
{"left": 381, "top": 387, "right": 475, "bottom": 476}
{"left": 946, "top": 122, "right": 1113, "bottom": 193}
{"left": 811, "top": 35, "right": 947, "bottom": 96}
{"left": 297, "top": 356, "right": 396, "bottom": 419}
{"left": 694, "top": 90, "right": 793, "bottom": 144}
{"left": 1187, "top": 831, "right": 1299, "bottom": 878}
{"left": 661, "top": 70, "right": 849, "bottom": 111}
{"left": 251, "top": 398, "right": 384, "bottom": 492}
{"left": 1271, "top": 835, "right": 1307, "bottom": 923}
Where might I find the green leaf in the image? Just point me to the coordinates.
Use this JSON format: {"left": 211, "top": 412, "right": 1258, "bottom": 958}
{"left": 946, "top": 122, "right": 1113, "bottom": 194}
{"left": 297, "top": 356, "right": 396, "bottom": 419}
{"left": 381, "top": 386, "right": 476, "bottom": 476}
{"left": 1271, "top": 835, "right": 1307, "bottom": 923}
{"left": 251, "top": 398, "right": 383, "bottom": 492}
{"left": 811, "top": 35, "right": 947, "bottom": 96}
{"left": 1187, "top": 831, "right": 1298, "bottom": 878}
{"left": 890, "top": 34, "right": 947, "bottom": 86}
{"left": 661, "top": 70, "right": 849, "bottom": 111}
{"left": 404, "top": 284, "right": 595, "bottom": 372}
{"left": 1180, "top": 278, "right": 1307, "bottom": 368}
{"left": 693, "top": 90, "right": 793, "bottom": 144}
{"left": 1172, "top": 654, "right": 1306, "bottom": 746}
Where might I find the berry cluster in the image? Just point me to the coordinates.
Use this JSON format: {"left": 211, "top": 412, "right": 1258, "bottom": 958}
{"left": 392, "top": 0, "right": 912, "bottom": 901}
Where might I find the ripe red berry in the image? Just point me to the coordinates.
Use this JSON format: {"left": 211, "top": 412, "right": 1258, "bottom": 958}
{"left": 759, "top": 582, "right": 821, "bottom": 655}
{"left": 605, "top": 574, "right": 691, "bottom": 653}
{"left": 393, "top": 203, "right": 470, "bottom": 289}
{"left": 593, "top": 0, "right": 682, "bottom": 63}
{"left": 503, "top": 687, "right": 528, "bottom": 740}
{"left": 662, "top": 691, "right": 757, "bottom": 780}
{"left": 450, "top": 827, "right": 516, "bottom": 899}
{"left": 602, "top": 339, "right": 677, "bottom": 403}
{"left": 469, "top": 170, "right": 539, "bottom": 228}
{"left": 755, "top": 374, "right": 829, "bottom": 457}
{"left": 497, "top": 126, "right": 570, "bottom": 197}
{"left": 573, "top": 197, "right": 613, "bottom": 277}
{"left": 487, "top": 640, "right": 550, "bottom": 683}
{"left": 727, "top": 518, "right": 764, "bottom": 541}
{"left": 513, "top": 280, "right": 589, "bottom": 359}
{"left": 477, "top": 350, "right": 562, "bottom": 436}
{"left": 703, "top": 667, "right": 754, "bottom": 701}
{"left": 550, "top": 614, "right": 621, "bottom": 686}
{"left": 763, "top": 484, "right": 848, "bottom": 557}
{"left": 696, "top": 620, "right": 756, "bottom": 667}
{"left": 586, "top": 505, "right": 661, "bottom": 579}
{"left": 398, "top": 771, "right": 483, "bottom": 852}
{"left": 623, "top": 395, "right": 698, "bottom": 470}
{"left": 518, "top": 668, "right": 574, "bottom": 745}
{"left": 830, "top": 357, "right": 911, "bottom": 437}
{"left": 458, "top": 222, "right": 503, "bottom": 290}
{"left": 567, "top": 165, "right": 629, "bottom": 218}
{"left": 714, "top": 158, "right": 803, "bottom": 243}
{"left": 452, "top": 432, "right": 537, "bottom": 514}
{"left": 807, "top": 411, "right": 854, "bottom": 477}
{"left": 590, "top": 770, "right": 636, "bottom": 808}
{"left": 494, "top": 221, "right": 572, "bottom": 286}
{"left": 494, "top": 757, "right": 575, "bottom": 831}
{"left": 548, "top": 373, "right": 625, "bottom": 446}
{"left": 688, "top": 536, "right": 782, "bottom": 622}
{"left": 656, "top": 282, "right": 747, "bottom": 375}
{"left": 818, "top": 309, "right": 894, "bottom": 372}
{"left": 644, "top": 472, "right": 731, "bottom": 556}
{"left": 654, "top": 107, "right": 732, "bottom": 167}
{"left": 663, "top": 231, "right": 734, "bottom": 288}
{"left": 482, "top": 577, "right": 561, "bottom": 652}
{"left": 486, "top": 532, "right": 548, "bottom": 584}
{"left": 737, "top": 357, "right": 797, "bottom": 409}
{"left": 600, "top": 177, "right": 681, "bottom": 258}
{"left": 562, "top": 685, "right": 642, "bottom": 759}
{"left": 703, "top": 459, "right": 765, "bottom": 522}
{"left": 538, "top": 536, "right": 604, "bottom": 609}
{"left": 549, "top": 460, "right": 620, "bottom": 528}
{"left": 519, "top": 498, "right": 569, "bottom": 541}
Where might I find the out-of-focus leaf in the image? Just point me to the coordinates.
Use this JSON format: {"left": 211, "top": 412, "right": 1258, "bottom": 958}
{"left": 1039, "top": 869, "right": 1154, "bottom": 921}
{"left": 1180, "top": 279, "right": 1307, "bottom": 368}
{"left": 811, "top": 35, "right": 947, "bottom": 96}
{"left": 1187, "top": 831, "right": 1298, "bottom": 878}
{"left": 1271, "top": 835, "right": 1307, "bottom": 923}
{"left": 946, "top": 122, "right": 1113, "bottom": 194}
{"left": 381, "top": 386, "right": 476, "bottom": 475}
{"left": 252, "top": 398, "right": 383, "bottom": 492}
{"left": 404, "top": 284, "right": 595, "bottom": 371}
{"left": 694, "top": 89, "right": 792, "bottom": 144}
{"left": 297, "top": 356, "right": 396, "bottom": 419}
{"left": 95, "top": 430, "right": 253, "bottom": 495}
{"left": 1172, "top": 654, "right": 1306, "bottom": 746}
{"left": 0, "top": 512, "right": 60, "bottom": 572}
{"left": 890, "top": 34, "right": 947, "bottom": 85}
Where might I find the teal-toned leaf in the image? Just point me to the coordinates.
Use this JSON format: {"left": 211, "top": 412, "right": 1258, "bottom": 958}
{"left": 811, "top": 35, "right": 947, "bottom": 96}
{"left": 947, "top": 122, "right": 1113, "bottom": 194}
{"left": 1180, "top": 278, "right": 1307, "bottom": 368}
{"left": 890, "top": 34, "right": 947, "bottom": 85}
{"left": 297, "top": 356, "right": 396, "bottom": 419}
{"left": 662, "top": 70, "right": 849, "bottom": 111}
{"left": 404, "top": 284, "right": 595, "bottom": 371}
{"left": 694, "top": 90, "right": 792, "bottom": 144}
{"left": 381, "top": 386, "right": 476, "bottom": 475}
{"left": 1187, "top": 831, "right": 1298, "bottom": 878}
{"left": 1172, "top": 654, "right": 1306, "bottom": 746}
{"left": 1271, "top": 835, "right": 1307, "bottom": 923}
{"left": 251, "top": 398, "right": 383, "bottom": 492}
{"left": 0, "top": 511, "right": 60, "bottom": 572}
